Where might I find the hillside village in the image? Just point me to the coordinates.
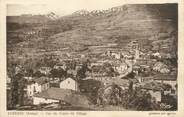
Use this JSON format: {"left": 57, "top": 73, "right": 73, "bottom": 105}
{"left": 7, "top": 4, "right": 177, "bottom": 111}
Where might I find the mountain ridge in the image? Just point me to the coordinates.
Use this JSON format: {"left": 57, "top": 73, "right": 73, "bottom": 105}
{"left": 7, "top": 4, "right": 178, "bottom": 59}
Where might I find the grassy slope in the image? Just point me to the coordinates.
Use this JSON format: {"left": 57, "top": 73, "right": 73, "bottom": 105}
{"left": 7, "top": 4, "right": 177, "bottom": 57}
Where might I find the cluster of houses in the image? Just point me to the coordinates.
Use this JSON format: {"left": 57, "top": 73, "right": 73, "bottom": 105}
{"left": 92, "top": 41, "right": 177, "bottom": 103}
{"left": 26, "top": 77, "right": 81, "bottom": 105}
{"left": 7, "top": 39, "right": 177, "bottom": 108}
{"left": 17, "top": 67, "right": 177, "bottom": 106}
{"left": 136, "top": 74, "right": 177, "bottom": 102}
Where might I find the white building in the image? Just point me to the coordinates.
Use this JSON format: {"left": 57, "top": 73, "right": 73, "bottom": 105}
{"left": 121, "top": 51, "right": 133, "bottom": 59}
{"left": 135, "top": 49, "right": 140, "bottom": 60}
{"left": 148, "top": 90, "right": 162, "bottom": 102}
{"left": 152, "top": 52, "right": 161, "bottom": 58}
{"left": 27, "top": 77, "right": 50, "bottom": 97}
{"left": 24, "top": 76, "right": 33, "bottom": 80}
{"left": 53, "top": 64, "right": 63, "bottom": 69}
{"left": 59, "top": 78, "right": 79, "bottom": 91}
{"left": 153, "top": 62, "right": 170, "bottom": 74}
{"left": 39, "top": 67, "right": 52, "bottom": 75}
{"left": 141, "top": 87, "right": 162, "bottom": 102}
{"left": 114, "top": 62, "right": 128, "bottom": 74}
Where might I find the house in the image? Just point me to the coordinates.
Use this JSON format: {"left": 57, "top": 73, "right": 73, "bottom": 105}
{"left": 80, "top": 54, "right": 85, "bottom": 58}
{"left": 15, "top": 65, "right": 23, "bottom": 74}
{"left": 126, "top": 40, "right": 138, "bottom": 49}
{"left": 140, "top": 81, "right": 163, "bottom": 102}
{"left": 75, "top": 63, "right": 83, "bottom": 70}
{"left": 136, "top": 76, "right": 154, "bottom": 83}
{"left": 132, "top": 65, "right": 140, "bottom": 74}
{"left": 59, "top": 78, "right": 79, "bottom": 91}
{"left": 24, "top": 76, "right": 33, "bottom": 80}
{"left": 111, "top": 52, "right": 121, "bottom": 59}
{"left": 105, "top": 50, "right": 112, "bottom": 56}
{"left": 53, "top": 64, "right": 64, "bottom": 69}
{"left": 153, "top": 74, "right": 177, "bottom": 90}
{"left": 148, "top": 90, "right": 162, "bottom": 102}
{"left": 67, "top": 69, "right": 77, "bottom": 77}
{"left": 153, "top": 62, "right": 170, "bottom": 73}
{"left": 39, "top": 67, "right": 52, "bottom": 75}
{"left": 152, "top": 52, "right": 161, "bottom": 58}
{"left": 27, "top": 77, "right": 50, "bottom": 97}
{"left": 134, "top": 59, "right": 156, "bottom": 69}
{"left": 33, "top": 88, "right": 71, "bottom": 105}
{"left": 33, "top": 88, "right": 90, "bottom": 106}
{"left": 113, "top": 62, "right": 128, "bottom": 74}
{"left": 121, "top": 51, "right": 133, "bottom": 59}
{"left": 91, "top": 62, "right": 103, "bottom": 67}
{"left": 105, "top": 50, "right": 121, "bottom": 59}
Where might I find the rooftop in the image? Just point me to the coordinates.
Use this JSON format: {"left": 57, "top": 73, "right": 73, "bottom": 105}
{"left": 140, "top": 81, "right": 173, "bottom": 91}
{"left": 34, "top": 77, "right": 49, "bottom": 85}
{"left": 34, "top": 88, "right": 91, "bottom": 106}
{"left": 153, "top": 74, "right": 177, "bottom": 81}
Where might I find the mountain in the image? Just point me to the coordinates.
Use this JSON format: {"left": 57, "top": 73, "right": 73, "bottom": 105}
{"left": 7, "top": 4, "right": 178, "bottom": 58}
{"left": 7, "top": 14, "right": 51, "bottom": 24}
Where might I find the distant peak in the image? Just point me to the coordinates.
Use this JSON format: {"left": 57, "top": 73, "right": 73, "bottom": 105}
{"left": 71, "top": 5, "right": 127, "bottom": 17}
{"left": 46, "top": 12, "right": 60, "bottom": 20}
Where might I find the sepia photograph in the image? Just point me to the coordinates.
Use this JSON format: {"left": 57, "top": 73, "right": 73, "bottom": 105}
{"left": 5, "top": 3, "right": 179, "bottom": 111}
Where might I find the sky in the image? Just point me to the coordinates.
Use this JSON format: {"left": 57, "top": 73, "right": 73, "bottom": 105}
{"left": 7, "top": 0, "right": 127, "bottom": 16}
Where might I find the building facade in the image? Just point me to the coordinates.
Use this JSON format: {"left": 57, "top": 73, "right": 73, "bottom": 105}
{"left": 59, "top": 78, "right": 79, "bottom": 91}
{"left": 27, "top": 77, "right": 50, "bottom": 97}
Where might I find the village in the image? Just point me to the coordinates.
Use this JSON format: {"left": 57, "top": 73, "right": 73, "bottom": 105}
{"left": 6, "top": 3, "right": 178, "bottom": 111}
{"left": 7, "top": 39, "right": 177, "bottom": 110}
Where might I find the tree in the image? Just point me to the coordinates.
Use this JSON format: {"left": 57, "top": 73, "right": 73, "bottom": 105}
{"left": 109, "top": 83, "right": 122, "bottom": 105}
{"left": 76, "top": 62, "right": 89, "bottom": 80}
{"left": 76, "top": 67, "right": 86, "bottom": 80}
{"left": 17, "top": 75, "right": 27, "bottom": 106}
{"left": 9, "top": 73, "right": 26, "bottom": 108}
{"left": 58, "top": 68, "right": 67, "bottom": 81}
{"left": 25, "top": 68, "right": 34, "bottom": 77}
{"left": 50, "top": 68, "right": 66, "bottom": 81}
{"left": 50, "top": 68, "right": 59, "bottom": 78}
{"left": 102, "top": 63, "right": 118, "bottom": 77}
{"left": 9, "top": 74, "right": 19, "bottom": 109}
{"left": 120, "top": 87, "right": 160, "bottom": 111}
{"left": 97, "top": 83, "right": 122, "bottom": 106}
{"left": 33, "top": 71, "right": 45, "bottom": 77}
{"left": 128, "top": 80, "right": 133, "bottom": 92}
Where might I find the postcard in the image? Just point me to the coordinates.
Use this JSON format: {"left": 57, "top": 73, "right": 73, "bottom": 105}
{"left": 0, "top": 0, "right": 184, "bottom": 117}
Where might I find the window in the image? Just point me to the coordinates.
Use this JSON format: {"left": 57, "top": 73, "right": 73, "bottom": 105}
{"left": 33, "top": 86, "right": 36, "bottom": 92}
{"left": 68, "top": 81, "right": 70, "bottom": 84}
{"left": 171, "top": 89, "right": 175, "bottom": 94}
